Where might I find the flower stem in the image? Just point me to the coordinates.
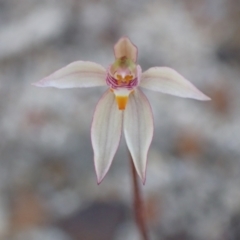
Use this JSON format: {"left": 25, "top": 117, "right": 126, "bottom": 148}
{"left": 129, "top": 153, "right": 149, "bottom": 240}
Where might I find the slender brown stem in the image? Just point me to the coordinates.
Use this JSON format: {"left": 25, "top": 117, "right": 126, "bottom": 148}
{"left": 129, "top": 153, "right": 149, "bottom": 240}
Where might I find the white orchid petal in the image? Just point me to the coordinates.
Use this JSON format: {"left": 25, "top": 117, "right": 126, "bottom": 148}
{"left": 91, "top": 90, "right": 123, "bottom": 184}
{"left": 140, "top": 67, "right": 210, "bottom": 100}
{"left": 124, "top": 89, "right": 153, "bottom": 183}
{"left": 32, "top": 61, "right": 106, "bottom": 88}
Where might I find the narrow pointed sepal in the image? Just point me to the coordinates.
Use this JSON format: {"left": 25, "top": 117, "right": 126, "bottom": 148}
{"left": 124, "top": 89, "right": 154, "bottom": 183}
{"left": 91, "top": 90, "right": 123, "bottom": 184}
{"left": 114, "top": 37, "right": 138, "bottom": 63}
{"left": 140, "top": 67, "right": 210, "bottom": 100}
{"left": 32, "top": 61, "right": 106, "bottom": 88}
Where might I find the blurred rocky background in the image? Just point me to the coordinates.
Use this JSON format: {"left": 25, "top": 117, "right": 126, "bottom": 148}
{"left": 0, "top": 0, "right": 240, "bottom": 239}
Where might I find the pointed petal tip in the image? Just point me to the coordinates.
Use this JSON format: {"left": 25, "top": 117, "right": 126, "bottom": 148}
{"left": 31, "top": 80, "right": 46, "bottom": 87}
{"left": 192, "top": 91, "right": 211, "bottom": 101}
{"left": 31, "top": 78, "right": 50, "bottom": 88}
{"left": 134, "top": 169, "right": 146, "bottom": 184}
{"left": 200, "top": 95, "right": 211, "bottom": 101}
{"left": 97, "top": 175, "right": 104, "bottom": 185}
{"left": 95, "top": 164, "right": 109, "bottom": 185}
{"left": 136, "top": 165, "right": 147, "bottom": 185}
{"left": 31, "top": 81, "right": 43, "bottom": 87}
{"left": 139, "top": 165, "right": 147, "bottom": 185}
{"left": 141, "top": 174, "right": 146, "bottom": 185}
{"left": 94, "top": 161, "right": 109, "bottom": 185}
{"left": 95, "top": 166, "right": 107, "bottom": 185}
{"left": 134, "top": 166, "right": 147, "bottom": 184}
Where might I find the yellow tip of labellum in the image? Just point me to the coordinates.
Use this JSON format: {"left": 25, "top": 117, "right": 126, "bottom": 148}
{"left": 116, "top": 96, "right": 128, "bottom": 110}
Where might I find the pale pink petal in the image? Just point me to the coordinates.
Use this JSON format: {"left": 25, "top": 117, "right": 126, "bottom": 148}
{"left": 124, "top": 89, "right": 154, "bottom": 184}
{"left": 32, "top": 61, "right": 106, "bottom": 88}
{"left": 114, "top": 37, "right": 138, "bottom": 62}
{"left": 91, "top": 90, "right": 123, "bottom": 184}
{"left": 140, "top": 67, "right": 210, "bottom": 100}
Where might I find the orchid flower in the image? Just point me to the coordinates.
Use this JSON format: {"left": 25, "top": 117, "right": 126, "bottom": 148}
{"left": 33, "top": 37, "right": 210, "bottom": 184}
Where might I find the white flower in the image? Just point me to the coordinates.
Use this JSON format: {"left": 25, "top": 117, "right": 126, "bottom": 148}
{"left": 33, "top": 37, "right": 210, "bottom": 184}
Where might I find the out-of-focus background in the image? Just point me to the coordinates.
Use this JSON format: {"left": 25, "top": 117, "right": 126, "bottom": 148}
{"left": 0, "top": 0, "right": 240, "bottom": 239}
